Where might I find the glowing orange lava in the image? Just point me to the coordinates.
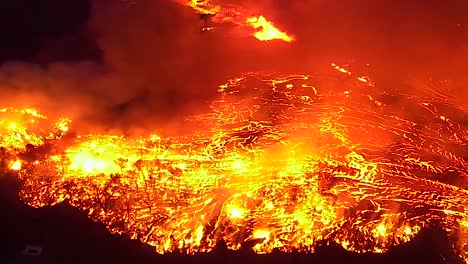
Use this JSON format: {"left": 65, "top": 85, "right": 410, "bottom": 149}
{"left": 1, "top": 65, "right": 468, "bottom": 262}
{"left": 179, "top": 0, "right": 294, "bottom": 42}
{"left": 247, "top": 16, "right": 294, "bottom": 42}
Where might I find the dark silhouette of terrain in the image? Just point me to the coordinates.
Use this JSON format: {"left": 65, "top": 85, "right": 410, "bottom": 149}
{"left": 0, "top": 174, "right": 464, "bottom": 264}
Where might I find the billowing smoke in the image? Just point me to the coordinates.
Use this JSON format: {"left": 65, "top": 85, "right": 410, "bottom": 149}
{"left": 88, "top": 0, "right": 276, "bottom": 132}
{"left": 0, "top": 0, "right": 289, "bottom": 135}
{"left": 0, "top": 0, "right": 467, "bottom": 135}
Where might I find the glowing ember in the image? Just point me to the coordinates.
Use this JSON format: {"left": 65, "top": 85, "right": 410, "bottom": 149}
{"left": 247, "top": 16, "right": 294, "bottom": 42}
{"left": 185, "top": 0, "right": 220, "bottom": 15}
{"left": 0, "top": 107, "right": 70, "bottom": 152}
{"left": 9, "top": 159, "right": 22, "bottom": 171}
{"left": 1, "top": 66, "right": 468, "bottom": 261}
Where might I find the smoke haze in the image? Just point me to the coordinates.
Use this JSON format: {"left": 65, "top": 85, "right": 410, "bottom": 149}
{"left": 0, "top": 0, "right": 467, "bottom": 134}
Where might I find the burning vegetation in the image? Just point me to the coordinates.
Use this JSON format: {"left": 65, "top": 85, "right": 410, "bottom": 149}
{"left": 1, "top": 63, "right": 467, "bottom": 260}
{"left": 1, "top": 0, "right": 468, "bottom": 263}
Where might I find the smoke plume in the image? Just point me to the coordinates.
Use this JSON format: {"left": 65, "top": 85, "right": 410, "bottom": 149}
{"left": 0, "top": 0, "right": 467, "bottom": 135}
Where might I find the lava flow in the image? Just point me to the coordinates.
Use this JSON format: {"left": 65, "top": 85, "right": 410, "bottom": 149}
{"left": 1, "top": 65, "right": 468, "bottom": 261}
{"left": 179, "top": 0, "right": 294, "bottom": 42}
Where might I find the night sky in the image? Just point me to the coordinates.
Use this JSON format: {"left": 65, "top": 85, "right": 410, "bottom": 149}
{"left": 0, "top": 0, "right": 468, "bottom": 263}
{"left": 0, "top": 0, "right": 93, "bottom": 62}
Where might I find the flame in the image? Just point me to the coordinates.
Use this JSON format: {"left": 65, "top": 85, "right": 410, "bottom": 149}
{"left": 1, "top": 67, "right": 468, "bottom": 261}
{"left": 0, "top": 108, "right": 47, "bottom": 151}
{"left": 252, "top": 229, "right": 272, "bottom": 253}
{"left": 178, "top": 0, "right": 294, "bottom": 42}
{"left": 225, "top": 204, "right": 247, "bottom": 219}
{"left": 247, "top": 16, "right": 294, "bottom": 42}
{"left": 186, "top": 0, "right": 220, "bottom": 14}
{"left": 9, "top": 159, "right": 22, "bottom": 171}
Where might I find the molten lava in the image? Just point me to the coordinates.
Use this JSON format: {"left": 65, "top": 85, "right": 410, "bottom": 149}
{"left": 247, "top": 16, "right": 294, "bottom": 42}
{"left": 1, "top": 65, "right": 468, "bottom": 261}
{"left": 179, "top": 0, "right": 294, "bottom": 42}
